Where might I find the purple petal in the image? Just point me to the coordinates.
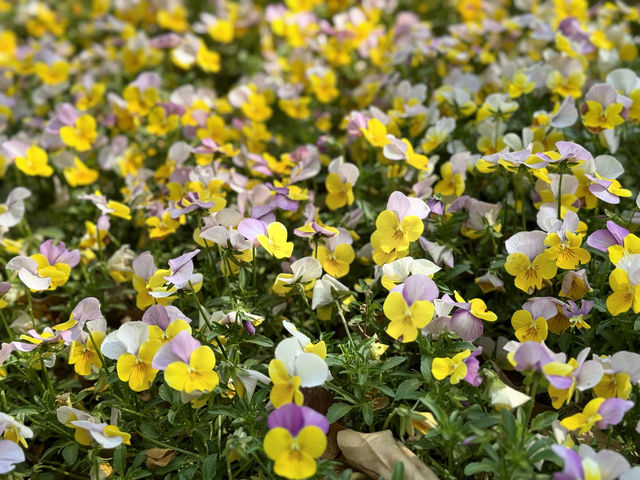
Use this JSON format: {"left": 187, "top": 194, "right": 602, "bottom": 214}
{"left": 268, "top": 403, "right": 305, "bottom": 436}
{"left": 165, "top": 249, "right": 200, "bottom": 285}
{"left": 300, "top": 405, "right": 330, "bottom": 434}
{"left": 142, "top": 305, "right": 172, "bottom": 330}
{"left": 596, "top": 399, "right": 634, "bottom": 429}
{"left": 608, "top": 221, "right": 629, "bottom": 246}
{"left": 464, "top": 356, "right": 482, "bottom": 386}
{"left": 587, "top": 229, "right": 617, "bottom": 252}
{"left": 170, "top": 330, "right": 200, "bottom": 364}
{"left": 546, "top": 375, "right": 574, "bottom": 390}
{"left": 449, "top": 310, "right": 483, "bottom": 341}
{"left": 401, "top": 274, "right": 439, "bottom": 305}
{"left": 132, "top": 252, "right": 156, "bottom": 280}
{"left": 512, "top": 342, "right": 553, "bottom": 371}
{"left": 589, "top": 184, "right": 620, "bottom": 204}
{"left": 551, "top": 445, "right": 583, "bottom": 480}
{"left": 238, "top": 218, "right": 267, "bottom": 243}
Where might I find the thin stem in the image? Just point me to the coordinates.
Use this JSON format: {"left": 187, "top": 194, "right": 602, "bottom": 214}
{"left": 556, "top": 173, "right": 563, "bottom": 220}
{"left": 335, "top": 302, "right": 354, "bottom": 347}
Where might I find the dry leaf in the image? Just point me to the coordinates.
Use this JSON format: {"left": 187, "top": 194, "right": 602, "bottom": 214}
{"left": 337, "top": 429, "right": 439, "bottom": 480}
{"left": 145, "top": 448, "right": 176, "bottom": 469}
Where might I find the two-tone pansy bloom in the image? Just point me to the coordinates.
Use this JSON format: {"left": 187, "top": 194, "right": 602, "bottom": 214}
{"left": 0, "top": 413, "right": 32, "bottom": 474}
{"left": 101, "top": 322, "right": 162, "bottom": 392}
{"left": 383, "top": 274, "right": 438, "bottom": 343}
{"left": 432, "top": 347, "right": 483, "bottom": 386}
{"left": 268, "top": 337, "right": 329, "bottom": 407}
{"left": 152, "top": 330, "right": 219, "bottom": 395}
{"left": 57, "top": 407, "right": 130, "bottom": 449}
{"left": 263, "top": 403, "right": 329, "bottom": 480}
{"left": 552, "top": 444, "right": 633, "bottom": 480}
{"left": 7, "top": 240, "right": 80, "bottom": 291}
{"left": 505, "top": 231, "right": 557, "bottom": 294}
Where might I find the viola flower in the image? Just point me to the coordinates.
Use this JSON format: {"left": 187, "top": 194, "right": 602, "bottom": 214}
{"left": 152, "top": 330, "right": 220, "bottom": 395}
{"left": 559, "top": 270, "right": 592, "bottom": 300}
{"left": 560, "top": 397, "right": 634, "bottom": 434}
{"left": 505, "top": 231, "right": 558, "bottom": 294}
{"left": 53, "top": 297, "right": 105, "bottom": 342}
{"left": 511, "top": 308, "right": 549, "bottom": 343}
{"left": 360, "top": 117, "right": 390, "bottom": 147}
{"left": 383, "top": 274, "right": 438, "bottom": 343}
{"left": 444, "top": 291, "right": 497, "bottom": 342}
{"left": 263, "top": 403, "right": 329, "bottom": 480}
{"left": 375, "top": 191, "right": 429, "bottom": 253}
{"left": 0, "top": 414, "right": 31, "bottom": 474}
{"left": 268, "top": 337, "right": 329, "bottom": 407}
{"left": 543, "top": 348, "right": 604, "bottom": 409}
{"left": 69, "top": 421, "right": 131, "bottom": 449}
{"left": 2, "top": 141, "right": 53, "bottom": 177}
{"left": 282, "top": 320, "right": 326, "bottom": 359}
{"left": 272, "top": 257, "right": 322, "bottom": 296}
{"left": 311, "top": 274, "right": 352, "bottom": 320}
{"left": 79, "top": 191, "right": 132, "bottom": 220}
{"left": 60, "top": 114, "right": 98, "bottom": 151}
{"left": 316, "top": 229, "right": 355, "bottom": 278}
{"left": 0, "top": 187, "right": 30, "bottom": 228}
{"left": 257, "top": 222, "right": 294, "bottom": 259}
{"left": 101, "top": 322, "right": 162, "bottom": 392}
{"left": 593, "top": 352, "right": 640, "bottom": 400}
{"left": 552, "top": 444, "right": 631, "bottom": 480}
{"left": 580, "top": 83, "right": 631, "bottom": 132}
{"left": 68, "top": 330, "right": 106, "bottom": 376}
{"left": 432, "top": 348, "right": 483, "bottom": 386}
{"left": 170, "top": 192, "right": 216, "bottom": 218}
{"left": 544, "top": 224, "right": 591, "bottom": 270}
{"left": 142, "top": 305, "right": 192, "bottom": 344}
{"left": 605, "top": 255, "right": 640, "bottom": 316}
{"left": 562, "top": 300, "right": 594, "bottom": 330}
{"left": 325, "top": 158, "right": 358, "bottom": 210}
{"left": 584, "top": 173, "right": 632, "bottom": 205}
{"left": 132, "top": 252, "right": 177, "bottom": 309}
{"left": 381, "top": 256, "right": 440, "bottom": 291}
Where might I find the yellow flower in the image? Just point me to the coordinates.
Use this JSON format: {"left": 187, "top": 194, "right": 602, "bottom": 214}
{"left": 511, "top": 310, "right": 548, "bottom": 343}
{"left": 146, "top": 212, "right": 183, "bottom": 239}
{"left": 263, "top": 425, "right": 326, "bottom": 480}
{"left": 197, "top": 45, "right": 221, "bottom": 73}
{"left": 64, "top": 158, "right": 99, "bottom": 187}
{"left": 241, "top": 92, "right": 272, "bottom": 122}
{"left": 546, "top": 70, "right": 585, "bottom": 98}
{"left": 606, "top": 268, "right": 640, "bottom": 316}
{"left": 582, "top": 101, "right": 625, "bottom": 131}
{"left": 34, "top": 61, "right": 70, "bottom": 85}
{"left": 60, "top": 115, "right": 99, "bottom": 152}
{"left": 148, "top": 320, "right": 192, "bottom": 344}
{"left": 31, "top": 253, "right": 71, "bottom": 290}
{"left": 360, "top": 118, "right": 389, "bottom": 147}
{"left": 117, "top": 340, "right": 162, "bottom": 391}
{"left": 309, "top": 70, "right": 338, "bottom": 103}
{"left": 560, "top": 398, "right": 605, "bottom": 434}
{"left": 68, "top": 331, "right": 106, "bottom": 376}
{"left": 508, "top": 72, "right": 535, "bottom": 98}
{"left": 325, "top": 173, "right": 354, "bottom": 210}
{"left": 317, "top": 244, "right": 355, "bottom": 278}
{"left": 375, "top": 210, "right": 423, "bottom": 253}
{"left": 132, "top": 269, "right": 177, "bottom": 309}
{"left": 544, "top": 232, "right": 591, "bottom": 270}
{"left": 269, "top": 359, "right": 303, "bottom": 407}
{"left": 594, "top": 372, "right": 632, "bottom": 399}
{"left": 15, "top": 146, "right": 53, "bottom": 177}
{"left": 383, "top": 292, "right": 434, "bottom": 343}
{"left": 257, "top": 222, "right": 294, "bottom": 259}
{"left": 432, "top": 350, "right": 470, "bottom": 385}
{"left": 504, "top": 252, "right": 557, "bottom": 294}
{"left": 164, "top": 346, "right": 220, "bottom": 394}
{"left": 434, "top": 162, "right": 465, "bottom": 197}
{"left": 146, "top": 107, "right": 179, "bottom": 135}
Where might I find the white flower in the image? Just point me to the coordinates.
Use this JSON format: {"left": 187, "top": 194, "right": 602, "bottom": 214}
{"left": 6, "top": 256, "right": 50, "bottom": 291}
{"left": 274, "top": 337, "right": 328, "bottom": 388}
{"left": 0, "top": 187, "right": 31, "bottom": 228}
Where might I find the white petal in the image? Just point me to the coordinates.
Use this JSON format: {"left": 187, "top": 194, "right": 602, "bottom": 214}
{"left": 274, "top": 337, "right": 302, "bottom": 375}
{"left": 295, "top": 352, "right": 329, "bottom": 387}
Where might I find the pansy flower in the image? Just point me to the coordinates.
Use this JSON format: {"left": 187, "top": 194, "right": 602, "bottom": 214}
{"left": 505, "top": 231, "right": 557, "bottom": 294}
{"left": 0, "top": 413, "right": 32, "bottom": 474}
{"left": 552, "top": 445, "right": 631, "bottom": 480}
{"left": 443, "top": 291, "right": 497, "bottom": 342}
{"left": 263, "top": 403, "right": 329, "bottom": 480}
{"left": 152, "top": 330, "right": 219, "bottom": 395}
{"left": 316, "top": 229, "right": 355, "bottom": 278}
{"left": 383, "top": 274, "right": 438, "bottom": 343}
{"left": 0, "top": 187, "right": 30, "bottom": 228}
{"left": 268, "top": 337, "right": 329, "bottom": 407}
{"left": 560, "top": 397, "right": 634, "bottom": 434}
{"left": 432, "top": 348, "right": 483, "bottom": 386}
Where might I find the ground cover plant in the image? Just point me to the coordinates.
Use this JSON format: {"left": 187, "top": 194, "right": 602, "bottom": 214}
{"left": 1, "top": 0, "right": 640, "bottom": 479}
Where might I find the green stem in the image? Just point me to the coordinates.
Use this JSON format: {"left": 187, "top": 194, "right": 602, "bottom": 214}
{"left": 335, "top": 302, "right": 354, "bottom": 347}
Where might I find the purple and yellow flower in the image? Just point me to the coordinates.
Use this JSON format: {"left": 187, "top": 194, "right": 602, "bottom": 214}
{"left": 263, "top": 403, "right": 329, "bottom": 480}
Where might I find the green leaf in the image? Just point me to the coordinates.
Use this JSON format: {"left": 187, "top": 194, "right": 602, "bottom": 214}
{"left": 202, "top": 455, "right": 217, "bottom": 477}
{"left": 113, "top": 444, "right": 127, "bottom": 474}
{"left": 326, "top": 403, "right": 353, "bottom": 423}
{"left": 464, "top": 461, "right": 496, "bottom": 475}
{"left": 62, "top": 443, "right": 78, "bottom": 465}
{"left": 381, "top": 356, "right": 406, "bottom": 371}
{"left": 420, "top": 356, "right": 432, "bottom": 381}
{"left": 243, "top": 334, "right": 274, "bottom": 348}
{"left": 529, "top": 411, "right": 558, "bottom": 432}
{"left": 390, "top": 461, "right": 405, "bottom": 480}
{"left": 362, "top": 404, "right": 373, "bottom": 425}
{"left": 500, "top": 408, "right": 517, "bottom": 439}
{"left": 395, "top": 379, "right": 422, "bottom": 400}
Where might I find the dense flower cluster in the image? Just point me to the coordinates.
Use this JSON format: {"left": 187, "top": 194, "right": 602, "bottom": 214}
{"left": 1, "top": 0, "right": 640, "bottom": 478}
